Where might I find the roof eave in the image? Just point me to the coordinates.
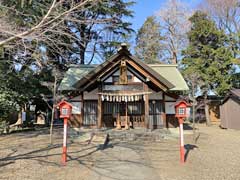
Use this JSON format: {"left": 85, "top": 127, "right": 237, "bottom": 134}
{"left": 73, "top": 53, "right": 121, "bottom": 89}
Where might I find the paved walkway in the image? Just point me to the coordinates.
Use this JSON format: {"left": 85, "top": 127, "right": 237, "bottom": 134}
{"left": 85, "top": 141, "right": 161, "bottom": 180}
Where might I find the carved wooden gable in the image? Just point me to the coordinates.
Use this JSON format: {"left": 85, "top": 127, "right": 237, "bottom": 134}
{"left": 119, "top": 60, "right": 127, "bottom": 84}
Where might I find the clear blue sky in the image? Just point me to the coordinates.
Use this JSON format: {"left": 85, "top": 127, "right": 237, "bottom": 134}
{"left": 130, "top": 0, "right": 202, "bottom": 31}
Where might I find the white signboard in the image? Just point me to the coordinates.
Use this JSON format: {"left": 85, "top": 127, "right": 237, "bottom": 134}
{"left": 165, "top": 102, "right": 175, "bottom": 114}
{"left": 71, "top": 102, "right": 81, "bottom": 114}
{"left": 22, "top": 112, "right": 26, "bottom": 122}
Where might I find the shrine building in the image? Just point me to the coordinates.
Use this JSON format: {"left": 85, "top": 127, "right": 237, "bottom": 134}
{"left": 58, "top": 44, "right": 189, "bottom": 129}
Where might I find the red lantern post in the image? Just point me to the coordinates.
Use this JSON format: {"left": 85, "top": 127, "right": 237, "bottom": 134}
{"left": 57, "top": 101, "right": 72, "bottom": 166}
{"left": 175, "top": 101, "right": 190, "bottom": 164}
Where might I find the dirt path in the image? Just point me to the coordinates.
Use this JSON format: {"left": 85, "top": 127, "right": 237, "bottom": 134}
{"left": 85, "top": 141, "right": 161, "bottom": 180}
{"left": 0, "top": 125, "right": 240, "bottom": 180}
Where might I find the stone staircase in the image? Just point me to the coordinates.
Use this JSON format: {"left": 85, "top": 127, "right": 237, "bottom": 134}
{"left": 69, "top": 128, "right": 172, "bottom": 143}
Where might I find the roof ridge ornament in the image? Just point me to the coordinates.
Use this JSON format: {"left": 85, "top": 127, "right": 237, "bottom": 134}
{"left": 117, "top": 43, "right": 131, "bottom": 55}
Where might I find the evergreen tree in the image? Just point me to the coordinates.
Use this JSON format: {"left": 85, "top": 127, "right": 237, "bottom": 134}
{"left": 182, "top": 11, "right": 234, "bottom": 125}
{"left": 135, "top": 16, "right": 163, "bottom": 64}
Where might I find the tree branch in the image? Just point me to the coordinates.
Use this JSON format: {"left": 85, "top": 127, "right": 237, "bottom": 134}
{"left": 0, "top": 0, "right": 94, "bottom": 46}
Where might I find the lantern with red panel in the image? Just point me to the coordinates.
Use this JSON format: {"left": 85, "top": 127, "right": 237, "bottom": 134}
{"left": 57, "top": 101, "right": 72, "bottom": 119}
{"left": 175, "top": 100, "right": 191, "bottom": 164}
{"left": 175, "top": 100, "right": 190, "bottom": 119}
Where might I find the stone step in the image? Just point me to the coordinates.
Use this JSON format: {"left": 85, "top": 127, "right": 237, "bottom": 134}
{"left": 68, "top": 128, "right": 172, "bottom": 142}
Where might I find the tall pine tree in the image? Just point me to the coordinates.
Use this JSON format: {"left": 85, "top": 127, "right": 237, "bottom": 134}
{"left": 182, "top": 11, "right": 234, "bottom": 125}
{"left": 135, "top": 16, "right": 163, "bottom": 64}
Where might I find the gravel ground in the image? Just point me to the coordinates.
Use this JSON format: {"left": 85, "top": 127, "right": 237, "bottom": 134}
{"left": 148, "top": 124, "right": 240, "bottom": 180}
{"left": 0, "top": 125, "right": 240, "bottom": 180}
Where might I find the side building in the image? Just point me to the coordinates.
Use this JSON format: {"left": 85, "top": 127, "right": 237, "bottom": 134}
{"left": 220, "top": 89, "right": 240, "bottom": 130}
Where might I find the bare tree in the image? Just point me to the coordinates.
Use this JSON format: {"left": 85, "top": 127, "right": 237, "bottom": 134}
{"left": 156, "top": 0, "right": 192, "bottom": 64}
{"left": 0, "top": 0, "right": 134, "bottom": 144}
{"left": 0, "top": 0, "right": 134, "bottom": 66}
{"left": 0, "top": 0, "right": 98, "bottom": 143}
{"left": 0, "top": 0, "right": 102, "bottom": 45}
{"left": 200, "top": 0, "right": 240, "bottom": 58}
{"left": 0, "top": 0, "right": 105, "bottom": 66}
{"left": 200, "top": 0, "right": 240, "bottom": 34}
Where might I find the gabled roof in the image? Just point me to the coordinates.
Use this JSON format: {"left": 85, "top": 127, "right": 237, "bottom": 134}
{"left": 58, "top": 45, "right": 189, "bottom": 92}
{"left": 222, "top": 89, "right": 240, "bottom": 104}
{"left": 72, "top": 45, "right": 175, "bottom": 91}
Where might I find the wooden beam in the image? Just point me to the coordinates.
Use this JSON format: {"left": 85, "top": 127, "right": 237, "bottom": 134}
{"left": 127, "top": 60, "right": 168, "bottom": 91}
{"left": 80, "top": 92, "right": 84, "bottom": 127}
{"left": 144, "top": 83, "right": 149, "bottom": 129}
{"left": 97, "top": 94, "right": 102, "bottom": 128}
{"left": 165, "top": 91, "right": 179, "bottom": 100}
{"left": 125, "top": 102, "right": 129, "bottom": 129}
{"left": 97, "top": 85, "right": 102, "bottom": 129}
{"left": 79, "top": 61, "right": 120, "bottom": 91}
{"left": 162, "top": 92, "right": 167, "bottom": 128}
{"left": 119, "top": 60, "right": 128, "bottom": 84}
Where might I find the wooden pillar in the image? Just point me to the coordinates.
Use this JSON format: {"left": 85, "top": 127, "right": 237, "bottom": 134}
{"left": 80, "top": 92, "right": 84, "bottom": 127}
{"left": 97, "top": 93, "right": 102, "bottom": 129}
{"left": 125, "top": 102, "right": 129, "bottom": 130}
{"left": 116, "top": 113, "right": 121, "bottom": 129}
{"left": 144, "top": 83, "right": 149, "bottom": 129}
{"left": 162, "top": 93, "right": 167, "bottom": 128}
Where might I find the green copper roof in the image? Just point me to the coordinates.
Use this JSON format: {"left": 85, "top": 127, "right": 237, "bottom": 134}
{"left": 59, "top": 64, "right": 188, "bottom": 91}
{"left": 149, "top": 64, "right": 189, "bottom": 91}
{"left": 58, "top": 65, "right": 96, "bottom": 91}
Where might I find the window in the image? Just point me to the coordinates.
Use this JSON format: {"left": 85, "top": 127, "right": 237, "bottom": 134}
{"left": 178, "top": 107, "right": 185, "bottom": 115}
{"left": 61, "top": 108, "right": 69, "bottom": 115}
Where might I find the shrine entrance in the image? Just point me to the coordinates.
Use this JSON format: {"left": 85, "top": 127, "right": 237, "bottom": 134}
{"left": 101, "top": 93, "right": 148, "bottom": 129}
{"left": 103, "top": 101, "right": 145, "bottom": 128}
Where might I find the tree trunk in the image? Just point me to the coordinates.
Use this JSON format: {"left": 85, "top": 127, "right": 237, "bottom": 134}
{"left": 192, "top": 102, "right": 196, "bottom": 143}
{"left": 204, "top": 95, "right": 211, "bottom": 126}
{"left": 80, "top": 46, "right": 85, "bottom": 64}
{"left": 16, "top": 110, "right": 23, "bottom": 125}
{"left": 3, "top": 120, "right": 9, "bottom": 134}
{"left": 49, "top": 74, "right": 57, "bottom": 144}
{"left": 172, "top": 51, "right": 177, "bottom": 64}
{"left": 79, "top": 23, "right": 86, "bottom": 65}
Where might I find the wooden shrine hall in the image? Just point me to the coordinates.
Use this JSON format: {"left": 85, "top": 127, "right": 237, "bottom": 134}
{"left": 58, "top": 44, "right": 189, "bottom": 129}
